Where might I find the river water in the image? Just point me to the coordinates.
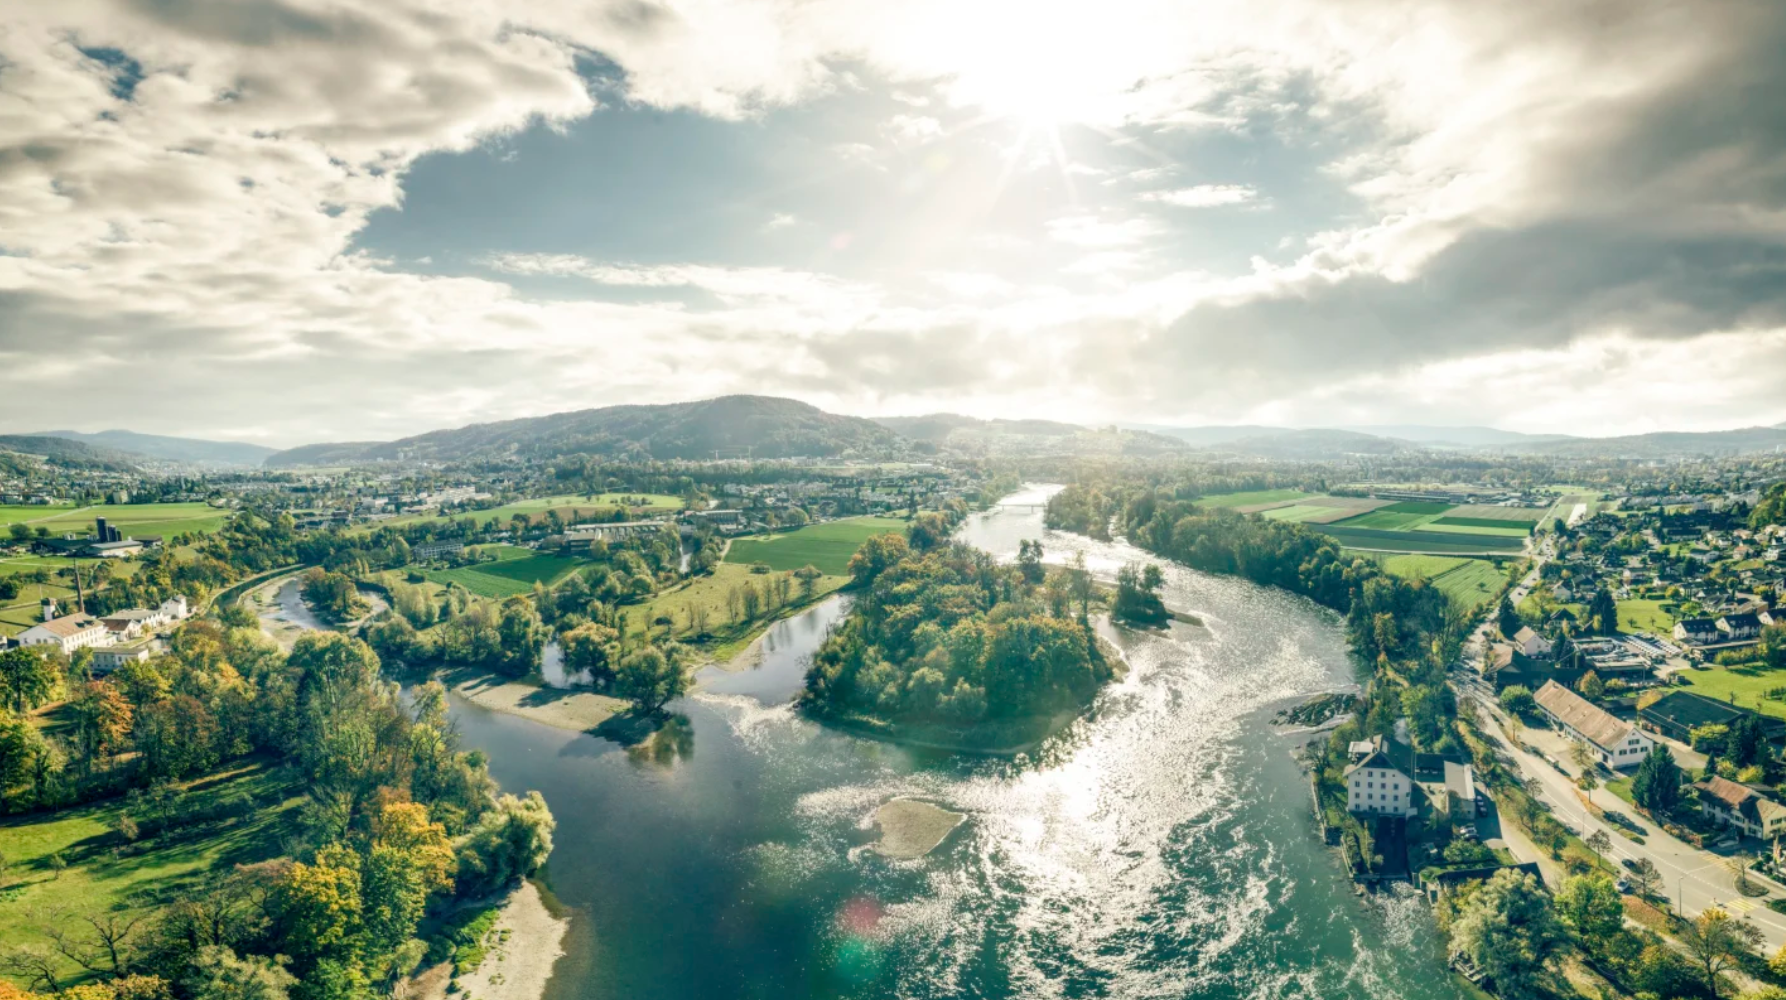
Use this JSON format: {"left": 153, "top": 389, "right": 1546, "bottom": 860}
{"left": 271, "top": 489, "right": 1470, "bottom": 998}
{"left": 423, "top": 486, "right": 1471, "bottom": 1000}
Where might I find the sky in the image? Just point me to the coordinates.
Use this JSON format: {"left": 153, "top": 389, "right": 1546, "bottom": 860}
{"left": 3, "top": 0, "right": 1786, "bottom": 448}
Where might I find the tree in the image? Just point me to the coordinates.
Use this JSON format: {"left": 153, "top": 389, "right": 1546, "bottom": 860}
{"left": 69, "top": 681, "right": 133, "bottom": 767}
{"left": 1016, "top": 540, "right": 1045, "bottom": 586}
{"left": 848, "top": 533, "right": 909, "bottom": 588}
{"left": 1497, "top": 595, "right": 1522, "bottom": 638}
{"left": 1632, "top": 743, "right": 1683, "bottom": 815}
{"left": 794, "top": 564, "right": 823, "bottom": 600}
{"left": 1588, "top": 587, "right": 1619, "bottom": 635}
{"left": 560, "top": 622, "right": 620, "bottom": 683}
{"left": 270, "top": 845, "right": 363, "bottom": 968}
{"left": 615, "top": 646, "right": 689, "bottom": 715}
{"left": 1554, "top": 873, "right": 1623, "bottom": 945}
{"left": 1680, "top": 908, "right": 1765, "bottom": 999}
{"left": 1577, "top": 670, "right": 1605, "bottom": 700}
{"left": 1586, "top": 830, "right": 1613, "bottom": 856}
{"left": 182, "top": 946, "right": 297, "bottom": 1000}
{"left": 455, "top": 791, "right": 555, "bottom": 896}
{"left": 1449, "top": 869, "right": 1565, "bottom": 998}
{"left": 0, "top": 649, "right": 57, "bottom": 714}
{"left": 1112, "top": 562, "right": 1169, "bottom": 627}
{"left": 1630, "top": 856, "right": 1663, "bottom": 899}
{"left": 1498, "top": 685, "right": 1535, "bottom": 717}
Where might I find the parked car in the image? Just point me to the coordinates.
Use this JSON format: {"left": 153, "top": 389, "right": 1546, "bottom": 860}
{"left": 1616, "top": 878, "right": 1632, "bottom": 894}
{"left": 1621, "top": 857, "right": 1642, "bottom": 872}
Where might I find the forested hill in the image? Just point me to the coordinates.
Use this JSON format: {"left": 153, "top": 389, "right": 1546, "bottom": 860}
{"left": 35, "top": 428, "right": 277, "bottom": 467}
{"left": 265, "top": 395, "right": 903, "bottom": 466}
{"left": 0, "top": 433, "right": 145, "bottom": 470}
{"left": 873, "top": 413, "right": 1190, "bottom": 457}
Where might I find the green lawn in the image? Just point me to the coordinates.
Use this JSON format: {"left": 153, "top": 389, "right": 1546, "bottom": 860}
{"left": 1332, "top": 509, "right": 1449, "bottom": 531}
{"left": 0, "top": 763, "right": 302, "bottom": 986}
{"left": 1678, "top": 665, "right": 1786, "bottom": 720}
{"left": 0, "top": 504, "right": 79, "bottom": 525}
{"left": 619, "top": 562, "right": 848, "bottom": 657}
{"left": 6, "top": 502, "right": 232, "bottom": 538}
{"left": 1376, "top": 553, "right": 1470, "bottom": 578}
{"left": 1192, "top": 489, "right": 1312, "bottom": 509}
{"left": 1260, "top": 503, "right": 1348, "bottom": 522}
{"left": 1617, "top": 599, "right": 1676, "bottom": 634}
{"left": 724, "top": 516, "right": 910, "bottom": 576}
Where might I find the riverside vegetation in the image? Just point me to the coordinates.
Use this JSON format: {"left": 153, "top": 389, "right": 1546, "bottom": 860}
{"left": 799, "top": 503, "right": 1119, "bottom": 751}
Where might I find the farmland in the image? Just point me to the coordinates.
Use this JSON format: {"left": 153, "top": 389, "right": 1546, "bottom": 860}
{"left": 415, "top": 545, "right": 588, "bottom": 598}
{"left": 1193, "top": 489, "right": 1313, "bottom": 509}
{"left": 1315, "top": 524, "right": 1526, "bottom": 553}
{"left": 1368, "top": 553, "right": 1508, "bottom": 611}
{"left": 1678, "top": 664, "right": 1786, "bottom": 721}
{"left": 724, "top": 516, "right": 910, "bottom": 576}
{"left": 0, "top": 501, "right": 232, "bottom": 538}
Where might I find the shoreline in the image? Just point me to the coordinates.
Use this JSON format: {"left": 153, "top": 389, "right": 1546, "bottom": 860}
{"left": 407, "top": 881, "right": 569, "bottom": 1000}
{"left": 445, "top": 667, "right": 631, "bottom": 733}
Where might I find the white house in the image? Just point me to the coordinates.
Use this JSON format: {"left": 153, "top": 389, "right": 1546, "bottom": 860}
{"left": 92, "top": 641, "right": 154, "bottom": 674}
{"left": 1513, "top": 626, "right": 1553, "bottom": 660}
{"left": 1674, "top": 618, "right": 1720, "bottom": 645}
{"left": 1533, "top": 680, "right": 1655, "bottom": 770}
{"left": 158, "top": 595, "right": 190, "bottom": 621}
{"left": 1718, "top": 613, "right": 1764, "bottom": 641}
{"left": 1345, "top": 735, "right": 1418, "bottom": 818}
{"left": 17, "top": 613, "right": 113, "bottom": 655}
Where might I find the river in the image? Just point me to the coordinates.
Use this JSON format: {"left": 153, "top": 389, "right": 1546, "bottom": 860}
{"left": 268, "top": 487, "right": 1472, "bottom": 999}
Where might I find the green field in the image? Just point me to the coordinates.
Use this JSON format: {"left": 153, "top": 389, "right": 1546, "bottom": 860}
{"left": 1616, "top": 598, "right": 1677, "bottom": 634}
{"left": 1260, "top": 504, "right": 1341, "bottom": 522}
{"left": 1679, "top": 665, "right": 1786, "bottom": 720}
{"left": 0, "top": 501, "right": 231, "bottom": 539}
{"left": 421, "top": 553, "right": 587, "bottom": 598}
{"left": 1415, "top": 522, "right": 1532, "bottom": 538}
{"left": 1316, "top": 524, "right": 1525, "bottom": 553}
{"left": 724, "top": 516, "right": 910, "bottom": 576}
{"left": 1430, "top": 516, "right": 1536, "bottom": 532}
{"left": 619, "top": 562, "right": 848, "bottom": 656}
{"left": 1193, "top": 489, "right": 1312, "bottom": 509}
{"left": 0, "top": 763, "right": 302, "bottom": 983}
{"left": 1370, "top": 554, "right": 1505, "bottom": 611}
{"left": 1334, "top": 509, "right": 1446, "bottom": 531}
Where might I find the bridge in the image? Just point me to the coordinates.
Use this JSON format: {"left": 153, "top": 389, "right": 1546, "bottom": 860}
{"left": 995, "top": 503, "right": 1048, "bottom": 511}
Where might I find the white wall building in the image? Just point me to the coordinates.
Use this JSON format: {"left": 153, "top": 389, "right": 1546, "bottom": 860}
{"left": 1345, "top": 736, "right": 1418, "bottom": 818}
{"left": 1533, "top": 680, "right": 1655, "bottom": 770}
{"left": 17, "top": 614, "right": 114, "bottom": 655}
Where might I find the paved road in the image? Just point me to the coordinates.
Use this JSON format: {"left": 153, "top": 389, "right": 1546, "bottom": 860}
{"left": 1451, "top": 534, "right": 1786, "bottom": 945}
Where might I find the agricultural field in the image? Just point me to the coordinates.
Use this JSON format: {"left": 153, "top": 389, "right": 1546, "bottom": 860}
{"left": 1193, "top": 489, "right": 1313, "bottom": 509}
{"left": 418, "top": 547, "right": 588, "bottom": 599}
{"left": 1255, "top": 496, "right": 1393, "bottom": 523}
{"left": 1315, "top": 525, "right": 1526, "bottom": 553}
{"left": 619, "top": 561, "right": 847, "bottom": 657}
{"left": 724, "top": 516, "right": 910, "bottom": 576}
{"left": 0, "top": 501, "right": 232, "bottom": 538}
{"left": 1369, "top": 554, "right": 1507, "bottom": 611}
{"left": 1442, "top": 505, "right": 1547, "bottom": 523}
{"left": 1415, "top": 522, "right": 1533, "bottom": 538}
{"left": 0, "top": 763, "right": 303, "bottom": 981}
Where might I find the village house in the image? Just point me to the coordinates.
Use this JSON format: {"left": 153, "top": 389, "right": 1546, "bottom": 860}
{"left": 1694, "top": 775, "right": 1786, "bottom": 840}
{"left": 92, "top": 641, "right": 154, "bottom": 674}
{"left": 1674, "top": 618, "right": 1720, "bottom": 645}
{"left": 412, "top": 539, "right": 465, "bottom": 560}
{"left": 1533, "top": 680, "right": 1655, "bottom": 770}
{"left": 1345, "top": 735, "right": 1418, "bottom": 818}
{"left": 17, "top": 613, "right": 113, "bottom": 655}
{"left": 1513, "top": 626, "right": 1553, "bottom": 661}
{"left": 1718, "top": 612, "right": 1764, "bottom": 641}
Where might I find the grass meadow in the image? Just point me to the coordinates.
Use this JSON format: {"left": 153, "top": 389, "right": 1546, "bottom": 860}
{"left": 1192, "top": 489, "right": 1312, "bottom": 509}
{"left": 724, "top": 516, "right": 910, "bottom": 576}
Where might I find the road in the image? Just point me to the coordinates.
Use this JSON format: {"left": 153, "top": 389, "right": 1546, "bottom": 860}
{"left": 1451, "top": 535, "right": 1786, "bottom": 946}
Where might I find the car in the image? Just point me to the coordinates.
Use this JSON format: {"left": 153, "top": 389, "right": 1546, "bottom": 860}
{"left": 1621, "top": 857, "right": 1641, "bottom": 872}
{"left": 1616, "top": 878, "right": 1632, "bottom": 894}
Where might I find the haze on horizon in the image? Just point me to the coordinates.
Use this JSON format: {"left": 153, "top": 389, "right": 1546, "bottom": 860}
{"left": 3, "top": 0, "right": 1786, "bottom": 449}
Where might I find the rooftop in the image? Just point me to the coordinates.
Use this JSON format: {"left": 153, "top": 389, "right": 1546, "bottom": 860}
{"left": 1534, "top": 680, "right": 1634, "bottom": 751}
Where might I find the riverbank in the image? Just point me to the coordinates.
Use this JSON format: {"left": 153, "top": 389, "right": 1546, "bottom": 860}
{"left": 406, "top": 881, "right": 569, "bottom": 1000}
{"left": 446, "top": 666, "right": 631, "bottom": 733}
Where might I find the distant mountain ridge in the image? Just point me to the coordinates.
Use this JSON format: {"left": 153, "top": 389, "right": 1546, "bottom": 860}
{"left": 1496, "top": 426, "right": 1786, "bottom": 458}
{"left": 0, "top": 434, "right": 144, "bottom": 470}
{"left": 265, "top": 395, "right": 901, "bottom": 467}
{"left": 36, "top": 429, "right": 276, "bottom": 467}
{"left": 874, "top": 413, "right": 1187, "bottom": 457}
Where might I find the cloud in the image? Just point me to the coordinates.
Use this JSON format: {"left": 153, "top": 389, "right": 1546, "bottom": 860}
{"left": 1139, "top": 184, "right": 1258, "bottom": 208}
{"left": 0, "top": 0, "right": 1783, "bottom": 443}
